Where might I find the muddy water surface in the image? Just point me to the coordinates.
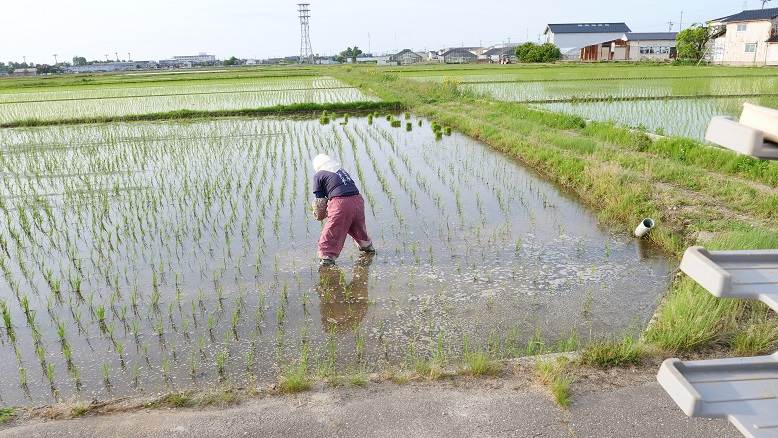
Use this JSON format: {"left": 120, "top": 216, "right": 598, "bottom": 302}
{"left": 0, "top": 116, "right": 672, "bottom": 405}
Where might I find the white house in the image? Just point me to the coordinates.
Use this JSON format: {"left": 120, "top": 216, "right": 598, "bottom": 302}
{"left": 708, "top": 8, "right": 778, "bottom": 66}
{"left": 544, "top": 22, "right": 632, "bottom": 59}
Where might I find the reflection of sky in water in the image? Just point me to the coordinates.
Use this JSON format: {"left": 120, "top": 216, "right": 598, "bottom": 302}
{"left": 0, "top": 117, "right": 671, "bottom": 405}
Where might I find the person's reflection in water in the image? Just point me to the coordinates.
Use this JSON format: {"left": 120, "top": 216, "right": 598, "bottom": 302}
{"left": 317, "top": 253, "right": 374, "bottom": 333}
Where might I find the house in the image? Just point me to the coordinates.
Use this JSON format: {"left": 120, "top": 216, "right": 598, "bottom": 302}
{"left": 354, "top": 55, "right": 393, "bottom": 65}
{"left": 481, "top": 45, "right": 519, "bottom": 63}
{"left": 11, "top": 68, "right": 37, "bottom": 76}
{"left": 390, "top": 49, "right": 423, "bottom": 65}
{"left": 708, "top": 7, "right": 778, "bottom": 66}
{"left": 545, "top": 22, "right": 632, "bottom": 59}
{"left": 580, "top": 32, "right": 677, "bottom": 61}
{"left": 442, "top": 48, "right": 477, "bottom": 64}
{"left": 623, "top": 33, "right": 678, "bottom": 60}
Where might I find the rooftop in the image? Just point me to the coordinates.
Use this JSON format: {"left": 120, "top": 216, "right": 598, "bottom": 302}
{"left": 442, "top": 48, "right": 478, "bottom": 56}
{"left": 393, "top": 49, "right": 420, "bottom": 57}
{"left": 624, "top": 32, "right": 678, "bottom": 41}
{"left": 546, "top": 23, "right": 631, "bottom": 34}
{"left": 712, "top": 7, "right": 778, "bottom": 23}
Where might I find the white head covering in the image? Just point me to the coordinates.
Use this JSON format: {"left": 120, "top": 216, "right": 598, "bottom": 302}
{"left": 312, "top": 154, "right": 341, "bottom": 173}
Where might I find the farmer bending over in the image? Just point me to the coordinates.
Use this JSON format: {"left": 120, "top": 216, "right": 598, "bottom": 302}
{"left": 312, "top": 154, "right": 375, "bottom": 266}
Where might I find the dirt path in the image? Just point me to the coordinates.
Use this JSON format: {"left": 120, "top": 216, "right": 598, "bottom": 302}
{"left": 0, "top": 366, "right": 737, "bottom": 438}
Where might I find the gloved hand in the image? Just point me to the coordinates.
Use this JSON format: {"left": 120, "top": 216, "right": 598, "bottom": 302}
{"left": 312, "top": 198, "right": 328, "bottom": 221}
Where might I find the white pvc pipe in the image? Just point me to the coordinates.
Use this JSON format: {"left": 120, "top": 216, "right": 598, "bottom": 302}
{"left": 634, "top": 218, "right": 655, "bottom": 238}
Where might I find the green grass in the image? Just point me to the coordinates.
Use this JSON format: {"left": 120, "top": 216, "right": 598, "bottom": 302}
{"left": 0, "top": 408, "right": 14, "bottom": 424}
{"left": 459, "top": 350, "right": 501, "bottom": 377}
{"left": 196, "top": 388, "right": 240, "bottom": 407}
{"left": 70, "top": 403, "right": 91, "bottom": 417}
{"left": 644, "top": 278, "right": 744, "bottom": 353}
{"left": 413, "top": 357, "right": 446, "bottom": 380}
{"left": 579, "top": 336, "right": 645, "bottom": 368}
{"left": 730, "top": 310, "right": 778, "bottom": 356}
{"left": 348, "top": 373, "right": 369, "bottom": 387}
{"left": 535, "top": 358, "right": 573, "bottom": 408}
{"left": 279, "top": 357, "right": 312, "bottom": 394}
{"left": 0, "top": 101, "right": 401, "bottom": 128}
{"left": 154, "top": 393, "right": 195, "bottom": 408}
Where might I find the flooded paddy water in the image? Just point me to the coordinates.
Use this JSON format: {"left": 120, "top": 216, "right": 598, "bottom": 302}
{"left": 407, "top": 70, "right": 778, "bottom": 141}
{"left": 0, "top": 115, "right": 671, "bottom": 405}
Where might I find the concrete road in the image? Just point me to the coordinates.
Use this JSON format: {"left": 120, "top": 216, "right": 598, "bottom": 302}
{"left": 0, "top": 371, "right": 738, "bottom": 438}
{"left": 0, "top": 379, "right": 740, "bottom": 438}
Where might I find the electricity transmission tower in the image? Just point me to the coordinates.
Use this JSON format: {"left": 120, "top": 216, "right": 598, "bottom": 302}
{"left": 298, "top": 3, "right": 314, "bottom": 64}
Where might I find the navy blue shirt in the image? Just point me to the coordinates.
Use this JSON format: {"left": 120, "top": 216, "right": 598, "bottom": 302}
{"left": 313, "top": 169, "right": 360, "bottom": 199}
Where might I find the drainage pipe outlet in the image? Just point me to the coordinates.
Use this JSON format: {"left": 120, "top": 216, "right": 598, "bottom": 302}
{"left": 634, "top": 218, "right": 655, "bottom": 238}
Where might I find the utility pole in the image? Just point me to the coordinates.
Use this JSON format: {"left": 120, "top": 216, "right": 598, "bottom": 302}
{"left": 53, "top": 54, "right": 58, "bottom": 65}
{"left": 115, "top": 51, "right": 119, "bottom": 61}
{"left": 128, "top": 52, "right": 132, "bottom": 61}
{"left": 679, "top": 11, "right": 684, "bottom": 31}
{"left": 667, "top": 20, "right": 674, "bottom": 32}
{"left": 368, "top": 33, "right": 371, "bottom": 55}
{"left": 105, "top": 54, "right": 109, "bottom": 62}
{"left": 22, "top": 55, "right": 26, "bottom": 65}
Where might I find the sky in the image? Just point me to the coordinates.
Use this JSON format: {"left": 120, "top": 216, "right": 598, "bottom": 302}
{"left": 0, "top": 0, "right": 766, "bottom": 64}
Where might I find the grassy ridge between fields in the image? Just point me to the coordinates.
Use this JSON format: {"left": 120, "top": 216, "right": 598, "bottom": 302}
{"left": 0, "top": 101, "right": 402, "bottom": 128}
{"left": 333, "top": 66, "right": 778, "bottom": 359}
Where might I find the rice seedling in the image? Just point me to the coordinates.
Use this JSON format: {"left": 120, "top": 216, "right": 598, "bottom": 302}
{"left": 215, "top": 350, "right": 229, "bottom": 381}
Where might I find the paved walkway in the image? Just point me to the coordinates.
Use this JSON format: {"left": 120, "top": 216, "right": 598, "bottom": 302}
{"left": 0, "top": 367, "right": 738, "bottom": 438}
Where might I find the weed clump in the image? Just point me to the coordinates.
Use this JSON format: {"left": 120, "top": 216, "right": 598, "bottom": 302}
{"left": 0, "top": 407, "right": 15, "bottom": 424}
{"left": 730, "top": 319, "right": 778, "bottom": 356}
{"left": 579, "top": 336, "right": 644, "bottom": 368}
{"left": 535, "top": 358, "right": 573, "bottom": 408}
{"left": 459, "top": 350, "right": 500, "bottom": 377}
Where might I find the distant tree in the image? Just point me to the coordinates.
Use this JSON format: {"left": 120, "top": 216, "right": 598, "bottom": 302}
{"left": 515, "top": 43, "right": 536, "bottom": 62}
{"left": 340, "top": 46, "right": 363, "bottom": 64}
{"left": 515, "top": 42, "right": 561, "bottom": 63}
{"left": 676, "top": 24, "right": 710, "bottom": 61}
{"left": 72, "top": 56, "right": 87, "bottom": 66}
{"left": 36, "top": 64, "right": 63, "bottom": 74}
{"left": 223, "top": 56, "right": 242, "bottom": 66}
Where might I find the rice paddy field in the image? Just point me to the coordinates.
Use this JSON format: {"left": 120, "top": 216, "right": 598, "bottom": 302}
{"left": 0, "top": 74, "right": 376, "bottom": 124}
{"left": 398, "top": 64, "right": 778, "bottom": 140}
{"left": 0, "top": 108, "right": 671, "bottom": 405}
{"left": 5, "top": 62, "right": 774, "bottom": 408}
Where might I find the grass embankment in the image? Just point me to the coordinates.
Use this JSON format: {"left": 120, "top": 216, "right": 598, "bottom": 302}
{"left": 0, "top": 101, "right": 402, "bottom": 128}
{"left": 333, "top": 66, "right": 778, "bottom": 359}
